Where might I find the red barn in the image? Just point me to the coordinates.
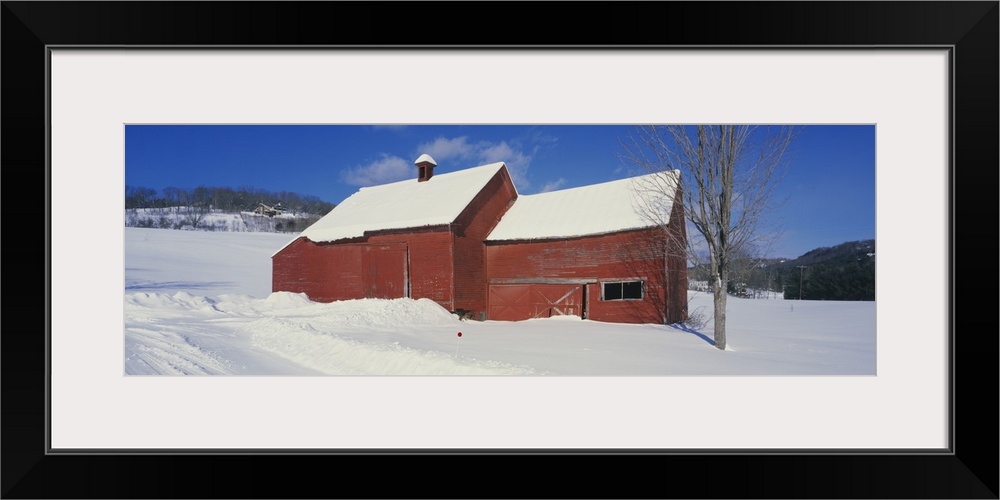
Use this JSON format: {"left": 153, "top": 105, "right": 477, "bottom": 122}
{"left": 272, "top": 154, "right": 687, "bottom": 324}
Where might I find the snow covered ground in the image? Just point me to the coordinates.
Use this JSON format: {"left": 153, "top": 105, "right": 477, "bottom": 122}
{"left": 124, "top": 227, "right": 876, "bottom": 376}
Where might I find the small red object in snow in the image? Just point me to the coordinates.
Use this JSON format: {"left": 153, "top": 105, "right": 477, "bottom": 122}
{"left": 457, "top": 332, "right": 463, "bottom": 338}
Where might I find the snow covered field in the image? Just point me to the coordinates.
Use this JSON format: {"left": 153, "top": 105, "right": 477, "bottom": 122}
{"left": 124, "top": 227, "right": 876, "bottom": 376}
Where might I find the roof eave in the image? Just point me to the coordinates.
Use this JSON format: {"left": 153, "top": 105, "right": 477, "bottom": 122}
{"left": 486, "top": 224, "right": 663, "bottom": 244}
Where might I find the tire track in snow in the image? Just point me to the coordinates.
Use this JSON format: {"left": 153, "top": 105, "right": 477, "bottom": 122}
{"left": 247, "top": 316, "right": 540, "bottom": 375}
{"left": 125, "top": 326, "right": 231, "bottom": 375}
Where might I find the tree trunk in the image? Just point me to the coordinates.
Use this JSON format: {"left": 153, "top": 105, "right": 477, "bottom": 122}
{"left": 713, "top": 272, "right": 728, "bottom": 350}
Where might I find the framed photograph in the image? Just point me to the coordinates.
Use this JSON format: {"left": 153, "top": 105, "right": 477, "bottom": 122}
{"left": 5, "top": 2, "right": 996, "bottom": 498}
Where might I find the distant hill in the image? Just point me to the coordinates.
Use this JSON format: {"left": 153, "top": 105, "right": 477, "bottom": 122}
{"left": 124, "top": 184, "right": 335, "bottom": 233}
{"left": 125, "top": 206, "right": 329, "bottom": 233}
{"left": 688, "top": 239, "right": 876, "bottom": 301}
{"left": 777, "top": 240, "right": 875, "bottom": 300}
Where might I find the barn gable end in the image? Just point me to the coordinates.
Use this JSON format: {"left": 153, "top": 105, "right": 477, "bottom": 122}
{"left": 450, "top": 165, "right": 518, "bottom": 318}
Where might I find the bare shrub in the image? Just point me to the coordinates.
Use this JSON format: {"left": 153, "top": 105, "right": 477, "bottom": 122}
{"left": 684, "top": 306, "right": 710, "bottom": 331}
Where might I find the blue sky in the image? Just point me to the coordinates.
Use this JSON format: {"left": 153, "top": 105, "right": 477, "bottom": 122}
{"left": 125, "top": 124, "right": 875, "bottom": 259}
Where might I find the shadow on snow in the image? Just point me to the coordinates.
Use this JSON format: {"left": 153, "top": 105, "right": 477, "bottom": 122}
{"left": 667, "top": 322, "right": 716, "bottom": 346}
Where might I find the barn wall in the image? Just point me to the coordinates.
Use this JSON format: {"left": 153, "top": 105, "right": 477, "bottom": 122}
{"left": 451, "top": 168, "right": 518, "bottom": 317}
{"left": 664, "top": 191, "right": 688, "bottom": 324}
{"left": 271, "top": 237, "right": 364, "bottom": 302}
{"left": 369, "top": 230, "right": 455, "bottom": 310}
{"left": 489, "top": 283, "right": 585, "bottom": 321}
{"left": 360, "top": 243, "right": 409, "bottom": 299}
{"left": 273, "top": 230, "right": 456, "bottom": 308}
{"left": 486, "top": 228, "right": 683, "bottom": 324}
{"left": 586, "top": 229, "right": 670, "bottom": 324}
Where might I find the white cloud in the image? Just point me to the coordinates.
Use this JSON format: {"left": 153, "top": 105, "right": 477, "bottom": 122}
{"left": 416, "top": 136, "right": 475, "bottom": 162}
{"left": 341, "top": 154, "right": 412, "bottom": 187}
{"left": 476, "top": 141, "right": 532, "bottom": 189}
{"left": 410, "top": 136, "right": 537, "bottom": 190}
{"left": 538, "top": 178, "right": 567, "bottom": 193}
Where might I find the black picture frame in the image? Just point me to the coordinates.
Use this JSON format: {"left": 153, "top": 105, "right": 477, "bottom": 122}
{"left": 4, "top": 2, "right": 997, "bottom": 498}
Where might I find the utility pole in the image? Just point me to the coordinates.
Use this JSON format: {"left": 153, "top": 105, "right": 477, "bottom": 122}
{"left": 797, "top": 265, "right": 807, "bottom": 300}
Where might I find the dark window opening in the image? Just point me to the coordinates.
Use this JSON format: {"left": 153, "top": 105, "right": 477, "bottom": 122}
{"left": 602, "top": 280, "right": 643, "bottom": 301}
{"left": 622, "top": 281, "right": 642, "bottom": 299}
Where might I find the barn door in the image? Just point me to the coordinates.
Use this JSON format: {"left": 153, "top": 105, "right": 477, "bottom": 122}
{"left": 488, "top": 284, "right": 584, "bottom": 321}
{"left": 361, "top": 244, "right": 408, "bottom": 299}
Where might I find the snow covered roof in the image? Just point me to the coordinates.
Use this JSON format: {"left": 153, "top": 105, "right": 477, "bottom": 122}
{"left": 485, "top": 170, "right": 681, "bottom": 242}
{"left": 288, "top": 161, "right": 508, "bottom": 247}
{"left": 414, "top": 153, "right": 436, "bottom": 165}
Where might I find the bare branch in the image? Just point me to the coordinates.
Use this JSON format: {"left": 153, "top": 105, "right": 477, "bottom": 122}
{"left": 621, "top": 124, "right": 796, "bottom": 350}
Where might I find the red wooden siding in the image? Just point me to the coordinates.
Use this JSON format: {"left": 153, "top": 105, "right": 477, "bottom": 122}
{"left": 368, "top": 230, "right": 454, "bottom": 310}
{"left": 272, "top": 229, "right": 455, "bottom": 308}
{"left": 486, "top": 228, "right": 685, "bottom": 324}
{"left": 663, "top": 192, "right": 688, "bottom": 324}
{"left": 272, "top": 239, "right": 410, "bottom": 303}
{"left": 488, "top": 283, "right": 583, "bottom": 321}
{"left": 272, "top": 237, "right": 365, "bottom": 302}
{"left": 361, "top": 244, "right": 408, "bottom": 299}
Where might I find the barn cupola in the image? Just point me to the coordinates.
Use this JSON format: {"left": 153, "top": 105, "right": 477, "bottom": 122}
{"left": 415, "top": 153, "right": 437, "bottom": 182}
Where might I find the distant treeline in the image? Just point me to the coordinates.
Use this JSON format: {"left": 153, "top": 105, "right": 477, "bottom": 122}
{"left": 125, "top": 185, "right": 336, "bottom": 215}
{"left": 778, "top": 240, "right": 875, "bottom": 301}
{"left": 689, "top": 239, "right": 876, "bottom": 301}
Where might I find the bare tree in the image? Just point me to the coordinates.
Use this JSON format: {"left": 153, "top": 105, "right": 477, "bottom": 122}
{"left": 161, "top": 186, "right": 184, "bottom": 207}
{"left": 726, "top": 243, "right": 772, "bottom": 297}
{"left": 125, "top": 185, "right": 157, "bottom": 209}
{"left": 622, "top": 125, "right": 795, "bottom": 350}
{"left": 175, "top": 188, "right": 210, "bottom": 229}
{"left": 184, "top": 203, "right": 211, "bottom": 229}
